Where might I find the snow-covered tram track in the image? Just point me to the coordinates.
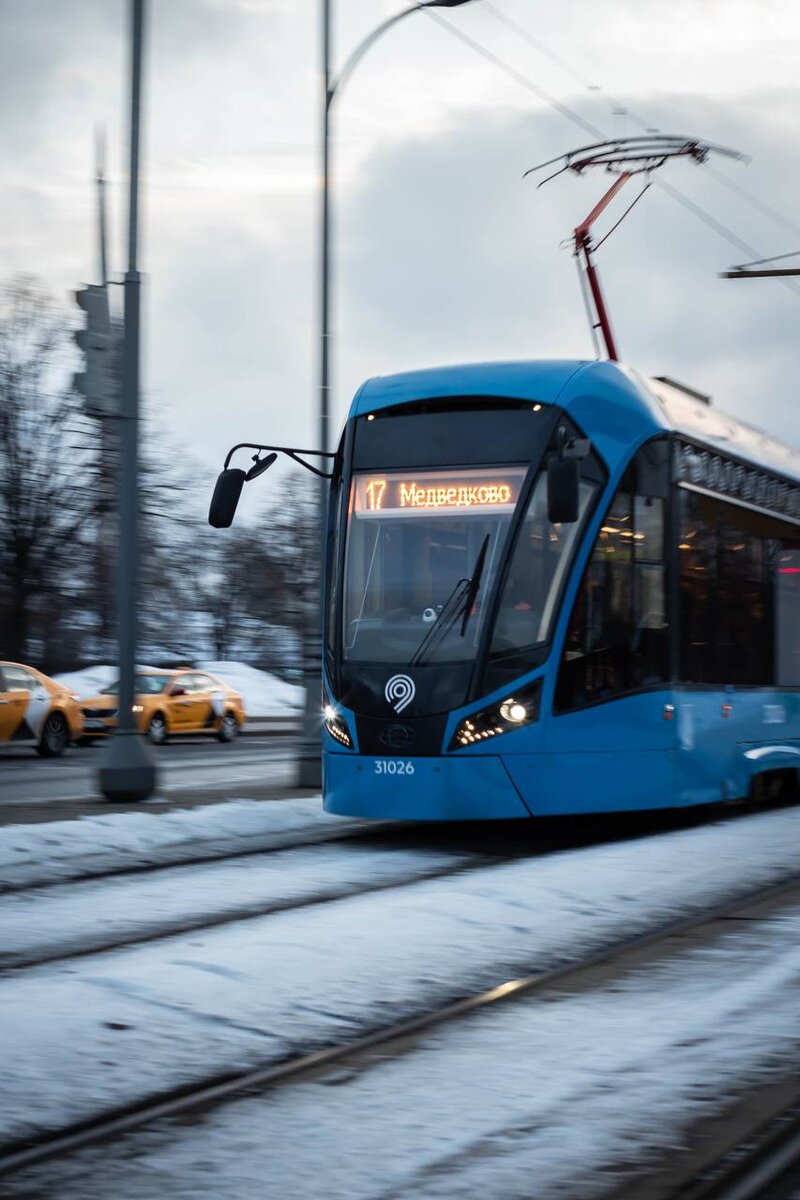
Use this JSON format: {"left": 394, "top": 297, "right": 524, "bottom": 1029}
{"left": 0, "top": 842, "right": 504, "bottom": 971}
{"left": 668, "top": 1099, "right": 800, "bottom": 1200}
{"left": 4, "top": 869, "right": 800, "bottom": 1187}
{"left": 1, "top": 803, "right": 753, "bottom": 972}
{"left": 0, "top": 806, "right": 384, "bottom": 895}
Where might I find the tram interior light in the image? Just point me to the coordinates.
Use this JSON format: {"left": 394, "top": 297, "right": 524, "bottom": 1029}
{"left": 323, "top": 703, "right": 353, "bottom": 749}
{"left": 450, "top": 679, "right": 542, "bottom": 749}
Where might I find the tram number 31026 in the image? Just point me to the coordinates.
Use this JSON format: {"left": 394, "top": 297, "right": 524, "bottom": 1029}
{"left": 374, "top": 760, "right": 415, "bottom": 776}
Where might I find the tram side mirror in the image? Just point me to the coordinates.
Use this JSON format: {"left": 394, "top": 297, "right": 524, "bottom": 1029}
{"left": 547, "top": 456, "right": 579, "bottom": 524}
{"left": 208, "top": 468, "right": 246, "bottom": 528}
{"left": 246, "top": 452, "right": 278, "bottom": 481}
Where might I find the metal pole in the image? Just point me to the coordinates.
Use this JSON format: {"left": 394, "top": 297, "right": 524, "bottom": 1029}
{"left": 296, "top": 0, "right": 331, "bottom": 789}
{"left": 96, "top": 127, "right": 109, "bottom": 288}
{"left": 321, "top": 0, "right": 332, "bottom": 460}
{"left": 95, "top": 127, "right": 115, "bottom": 653}
{"left": 99, "top": 0, "right": 157, "bottom": 802}
{"left": 294, "top": 0, "right": 473, "bottom": 789}
{"left": 721, "top": 268, "right": 800, "bottom": 278}
{"left": 579, "top": 241, "right": 620, "bottom": 361}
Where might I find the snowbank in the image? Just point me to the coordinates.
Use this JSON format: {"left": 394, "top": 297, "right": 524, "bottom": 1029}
{"left": 54, "top": 661, "right": 304, "bottom": 717}
{"left": 53, "top": 664, "right": 149, "bottom": 697}
{"left": 197, "top": 661, "right": 303, "bottom": 715}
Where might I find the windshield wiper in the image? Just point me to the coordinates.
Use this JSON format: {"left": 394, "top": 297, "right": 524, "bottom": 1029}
{"left": 459, "top": 534, "right": 490, "bottom": 637}
{"left": 409, "top": 534, "right": 491, "bottom": 667}
{"left": 408, "top": 577, "right": 470, "bottom": 667}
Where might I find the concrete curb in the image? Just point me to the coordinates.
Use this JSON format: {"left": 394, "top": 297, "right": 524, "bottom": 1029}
{"left": 241, "top": 717, "right": 301, "bottom": 737}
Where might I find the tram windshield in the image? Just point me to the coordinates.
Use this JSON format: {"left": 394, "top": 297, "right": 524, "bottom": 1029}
{"left": 342, "top": 466, "right": 594, "bottom": 665}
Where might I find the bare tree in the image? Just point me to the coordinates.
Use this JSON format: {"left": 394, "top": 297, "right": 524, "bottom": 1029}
{"left": 185, "top": 475, "right": 317, "bottom": 672}
{"left": 0, "top": 277, "right": 98, "bottom": 667}
{"left": 0, "top": 275, "right": 319, "bottom": 677}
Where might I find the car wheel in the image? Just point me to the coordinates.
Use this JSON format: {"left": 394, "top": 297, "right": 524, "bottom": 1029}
{"left": 147, "top": 714, "right": 168, "bottom": 745}
{"left": 37, "top": 712, "right": 69, "bottom": 758}
{"left": 217, "top": 712, "right": 239, "bottom": 743}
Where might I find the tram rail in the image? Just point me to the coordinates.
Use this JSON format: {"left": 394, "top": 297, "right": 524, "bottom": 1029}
{"left": 678, "top": 1105, "right": 800, "bottom": 1200}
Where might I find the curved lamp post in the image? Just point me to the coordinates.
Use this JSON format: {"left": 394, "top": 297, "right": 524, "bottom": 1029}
{"left": 297, "top": 0, "right": 475, "bottom": 787}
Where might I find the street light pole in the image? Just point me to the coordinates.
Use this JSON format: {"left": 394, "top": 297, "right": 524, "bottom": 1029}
{"left": 99, "top": 0, "right": 157, "bottom": 802}
{"left": 296, "top": 0, "right": 475, "bottom": 788}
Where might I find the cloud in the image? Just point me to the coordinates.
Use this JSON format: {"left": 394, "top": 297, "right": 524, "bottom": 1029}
{"left": 3, "top": 0, "right": 800, "bottom": 485}
{"left": 337, "top": 90, "right": 800, "bottom": 447}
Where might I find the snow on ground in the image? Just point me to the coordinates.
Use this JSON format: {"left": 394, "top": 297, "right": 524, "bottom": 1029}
{"left": 0, "top": 797, "right": 354, "bottom": 891}
{"left": 10, "top": 905, "right": 800, "bottom": 1199}
{"left": 53, "top": 661, "right": 304, "bottom": 717}
{"left": 0, "top": 840, "right": 467, "bottom": 967}
{"left": 2, "top": 806, "right": 800, "bottom": 1147}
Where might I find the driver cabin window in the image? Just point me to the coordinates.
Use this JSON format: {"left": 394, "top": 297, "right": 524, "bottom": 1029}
{"left": 554, "top": 443, "right": 668, "bottom": 713}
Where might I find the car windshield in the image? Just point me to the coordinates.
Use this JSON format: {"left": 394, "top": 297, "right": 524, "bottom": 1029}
{"left": 342, "top": 467, "right": 527, "bottom": 664}
{"left": 102, "top": 673, "right": 173, "bottom": 695}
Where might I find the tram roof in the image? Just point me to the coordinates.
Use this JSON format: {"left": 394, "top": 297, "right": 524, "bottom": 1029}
{"left": 353, "top": 359, "right": 800, "bottom": 484}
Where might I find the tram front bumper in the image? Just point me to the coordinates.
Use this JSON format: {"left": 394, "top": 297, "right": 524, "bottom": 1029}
{"left": 323, "top": 752, "right": 531, "bottom": 821}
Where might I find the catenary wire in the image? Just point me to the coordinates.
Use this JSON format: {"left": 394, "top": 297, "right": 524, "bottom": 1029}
{"left": 425, "top": 4, "right": 800, "bottom": 297}
{"left": 728, "top": 249, "right": 800, "bottom": 269}
{"left": 481, "top": 0, "right": 800, "bottom": 245}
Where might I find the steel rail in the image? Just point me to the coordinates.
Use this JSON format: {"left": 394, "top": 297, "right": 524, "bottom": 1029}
{"left": 5, "top": 868, "right": 800, "bottom": 1180}
{"left": 673, "top": 1104, "right": 800, "bottom": 1200}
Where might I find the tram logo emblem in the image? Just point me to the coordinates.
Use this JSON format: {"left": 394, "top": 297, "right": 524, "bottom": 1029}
{"left": 380, "top": 724, "right": 415, "bottom": 750}
{"left": 385, "top": 674, "right": 416, "bottom": 714}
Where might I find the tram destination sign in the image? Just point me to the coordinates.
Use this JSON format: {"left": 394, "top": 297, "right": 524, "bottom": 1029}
{"left": 353, "top": 467, "right": 526, "bottom": 517}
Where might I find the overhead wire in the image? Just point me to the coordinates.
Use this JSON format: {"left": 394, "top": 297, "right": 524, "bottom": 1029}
{"left": 729, "top": 249, "right": 800, "bottom": 269}
{"left": 480, "top": 0, "right": 800, "bottom": 245}
{"left": 424, "top": 2, "right": 800, "bottom": 297}
{"left": 422, "top": 10, "right": 605, "bottom": 142}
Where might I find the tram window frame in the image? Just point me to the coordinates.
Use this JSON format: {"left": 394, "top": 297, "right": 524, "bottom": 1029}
{"left": 554, "top": 440, "right": 670, "bottom": 715}
{"left": 481, "top": 474, "right": 598, "bottom": 693}
{"left": 676, "top": 488, "right": 800, "bottom": 688}
{"left": 477, "top": 422, "right": 607, "bottom": 696}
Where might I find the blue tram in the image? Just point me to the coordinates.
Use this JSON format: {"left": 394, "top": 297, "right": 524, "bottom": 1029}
{"left": 318, "top": 359, "right": 800, "bottom": 819}
{"left": 211, "top": 357, "right": 800, "bottom": 820}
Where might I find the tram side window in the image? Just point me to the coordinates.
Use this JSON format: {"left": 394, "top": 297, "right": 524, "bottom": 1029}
{"left": 775, "top": 548, "right": 800, "bottom": 685}
{"left": 555, "top": 448, "right": 668, "bottom": 712}
{"left": 679, "top": 489, "right": 800, "bottom": 686}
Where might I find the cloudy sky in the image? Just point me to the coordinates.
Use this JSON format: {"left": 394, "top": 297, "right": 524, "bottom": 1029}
{"left": 3, "top": 0, "right": 800, "bottom": 517}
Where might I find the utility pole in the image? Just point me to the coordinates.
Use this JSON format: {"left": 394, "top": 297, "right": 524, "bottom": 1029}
{"left": 73, "top": 131, "right": 125, "bottom": 658}
{"left": 96, "top": 129, "right": 118, "bottom": 657}
{"left": 98, "top": 0, "right": 157, "bottom": 803}
{"left": 295, "top": 0, "right": 475, "bottom": 789}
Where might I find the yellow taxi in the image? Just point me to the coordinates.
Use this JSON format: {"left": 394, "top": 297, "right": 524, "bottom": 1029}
{"left": 0, "top": 662, "right": 84, "bottom": 756}
{"left": 81, "top": 668, "right": 246, "bottom": 745}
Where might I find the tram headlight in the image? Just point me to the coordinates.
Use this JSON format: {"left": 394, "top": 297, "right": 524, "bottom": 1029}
{"left": 450, "top": 680, "right": 542, "bottom": 750}
{"left": 323, "top": 703, "right": 353, "bottom": 749}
